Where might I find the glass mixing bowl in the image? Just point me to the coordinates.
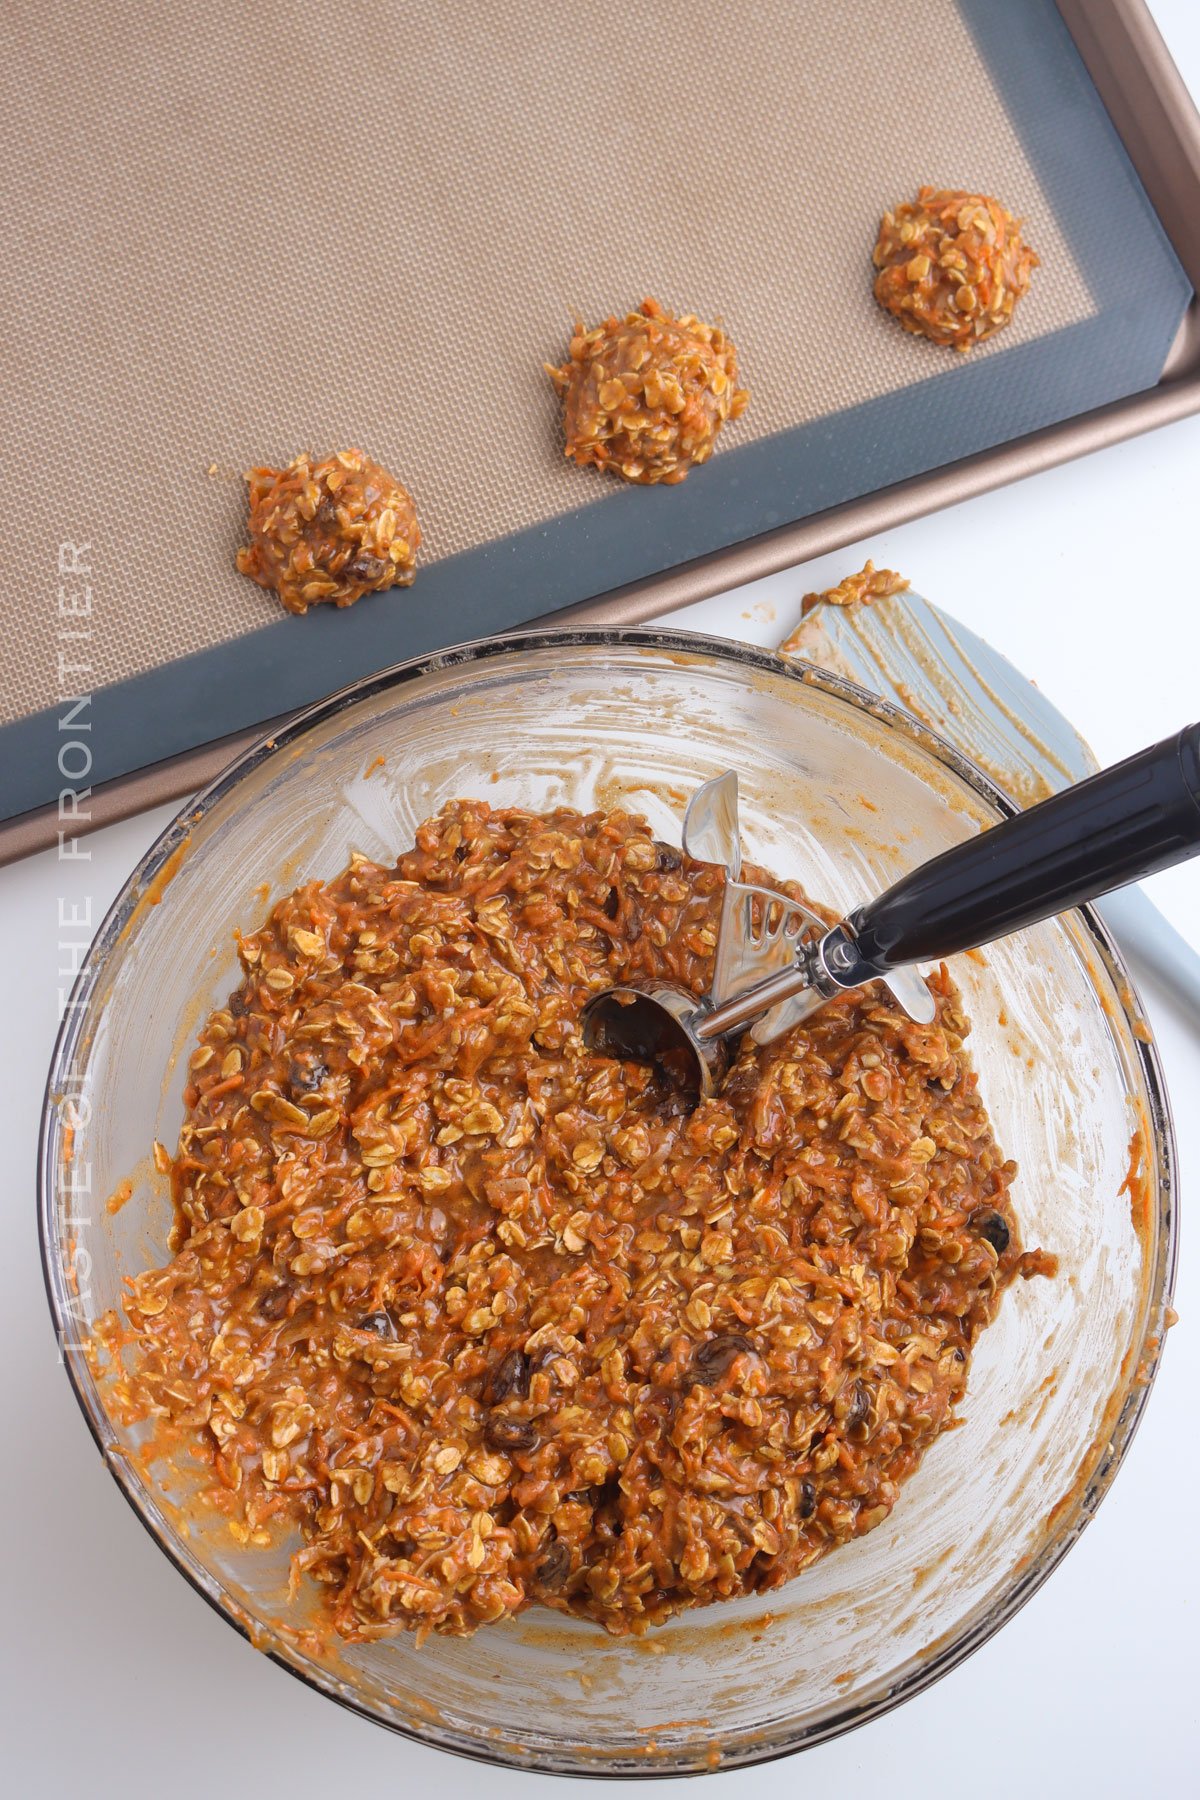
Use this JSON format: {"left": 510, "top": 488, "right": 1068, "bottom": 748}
{"left": 40, "top": 630, "right": 1177, "bottom": 1776}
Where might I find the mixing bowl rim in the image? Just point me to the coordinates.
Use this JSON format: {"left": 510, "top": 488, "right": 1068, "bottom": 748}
{"left": 37, "top": 625, "right": 1178, "bottom": 1777}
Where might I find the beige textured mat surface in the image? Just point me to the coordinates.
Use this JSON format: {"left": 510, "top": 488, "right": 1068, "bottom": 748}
{"left": 1, "top": 0, "right": 1092, "bottom": 727}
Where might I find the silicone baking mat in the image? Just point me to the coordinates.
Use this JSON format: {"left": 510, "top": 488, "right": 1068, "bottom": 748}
{"left": 0, "top": 0, "right": 1189, "bottom": 828}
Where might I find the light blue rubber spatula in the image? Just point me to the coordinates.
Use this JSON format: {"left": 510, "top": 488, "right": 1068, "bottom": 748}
{"left": 780, "top": 587, "right": 1200, "bottom": 1025}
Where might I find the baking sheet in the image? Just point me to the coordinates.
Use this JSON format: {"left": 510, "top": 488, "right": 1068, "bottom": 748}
{"left": 0, "top": 0, "right": 1190, "bottom": 831}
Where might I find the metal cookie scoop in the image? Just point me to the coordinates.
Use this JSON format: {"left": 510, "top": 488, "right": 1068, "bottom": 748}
{"left": 582, "top": 724, "right": 1200, "bottom": 1098}
{"left": 582, "top": 771, "right": 933, "bottom": 1095}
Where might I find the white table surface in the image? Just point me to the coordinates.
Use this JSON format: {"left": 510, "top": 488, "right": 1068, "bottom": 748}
{"left": 4, "top": 5, "right": 1198, "bottom": 1791}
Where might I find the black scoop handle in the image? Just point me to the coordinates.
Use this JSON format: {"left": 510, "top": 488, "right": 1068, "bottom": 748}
{"left": 842, "top": 723, "right": 1200, "bottom": 977}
